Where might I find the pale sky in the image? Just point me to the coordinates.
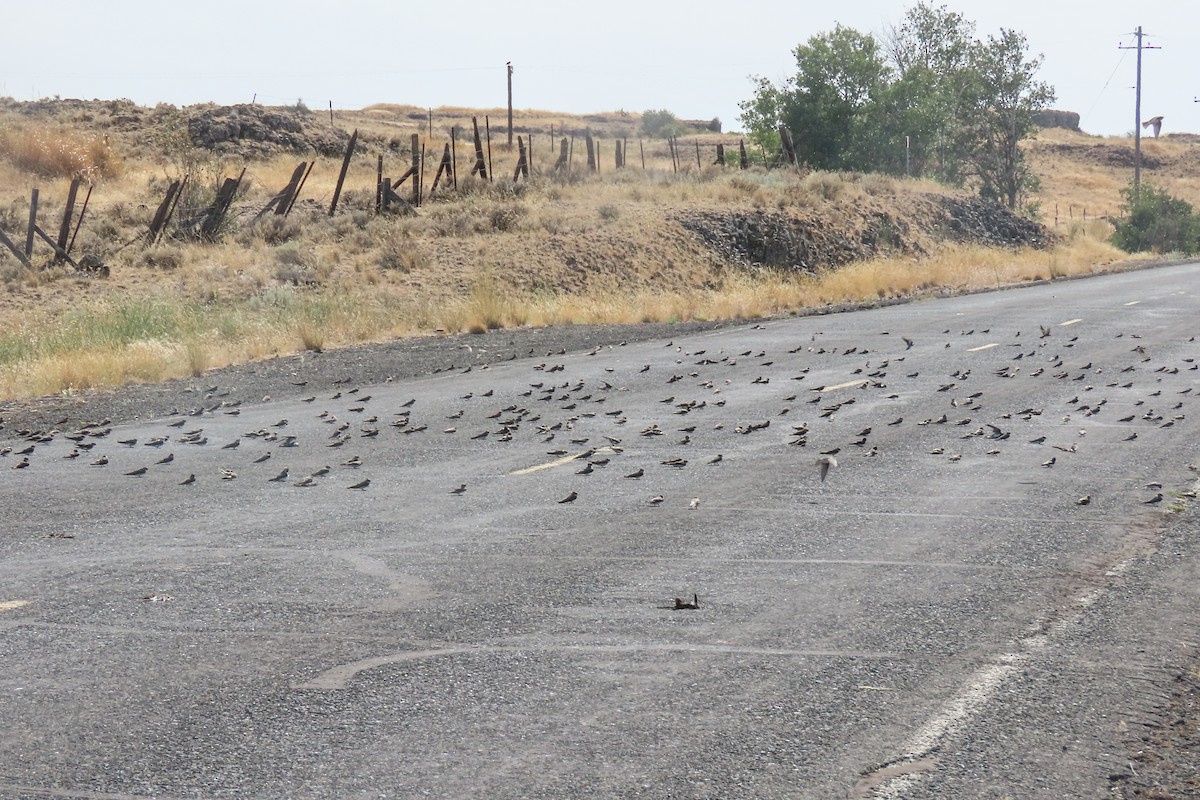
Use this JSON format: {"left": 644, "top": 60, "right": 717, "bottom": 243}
{"left": 3, "top": 1, "right": 1197, "bottom": 137}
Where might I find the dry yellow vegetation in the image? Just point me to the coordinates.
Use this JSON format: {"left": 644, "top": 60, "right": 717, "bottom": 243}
{"left": 0, "top": 100, "right": 1184, "bottom": 402}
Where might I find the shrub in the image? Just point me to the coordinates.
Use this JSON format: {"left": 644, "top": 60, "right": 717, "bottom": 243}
{"left": 1110, "top": 183, "right": 1200, "bottom": 255}
{"left": 641, "top": 109, "right": 684, "bottom": 138}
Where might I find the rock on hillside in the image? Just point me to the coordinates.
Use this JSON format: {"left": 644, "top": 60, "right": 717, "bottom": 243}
{"left": 185, "top": 104, "right": 349, "bottom": 157}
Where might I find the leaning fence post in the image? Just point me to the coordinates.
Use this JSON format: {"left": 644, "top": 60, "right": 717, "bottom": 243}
{"left": 329, "top": 128, "right": 358, "bottom": 217}
{"left": 55, "top": 178, "right": 80, "bottom": 262}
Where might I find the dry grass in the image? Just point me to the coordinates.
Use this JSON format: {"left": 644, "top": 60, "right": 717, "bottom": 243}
{"left": 0, "top": 101, "right": 1176, "bottom": 402}
{"left": 0, "top": 123, "right": 123, "bottom": 181}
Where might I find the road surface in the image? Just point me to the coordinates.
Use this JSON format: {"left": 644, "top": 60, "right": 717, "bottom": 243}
{"left": 1, "top": 263, "right": 1198, "bottom": 798}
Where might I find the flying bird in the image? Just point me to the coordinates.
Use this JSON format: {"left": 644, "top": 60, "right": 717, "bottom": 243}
{"left": 817, "top": 455, "right": 837, "bottom": 482}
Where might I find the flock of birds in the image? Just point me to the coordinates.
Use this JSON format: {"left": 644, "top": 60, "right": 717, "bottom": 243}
{"left": 2, "top": 321, "right": 1197, "bottom": 532}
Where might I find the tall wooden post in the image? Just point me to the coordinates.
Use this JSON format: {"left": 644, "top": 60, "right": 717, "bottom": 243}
{"left": 485, "top": 115, "right": 494, "bottom": 182}
{"left": 410, "top": 133, "right": 420, "bottom": 206}
{"left": 506, "top": 61, "right": 514, "bottom": 147}
{"left": 25, "top": 188, "right": 38, "bottom": 257}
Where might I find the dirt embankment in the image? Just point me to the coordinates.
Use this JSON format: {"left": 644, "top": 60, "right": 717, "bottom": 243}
{"left": 675, "top": 196, "right": 1049, "bottom": 274}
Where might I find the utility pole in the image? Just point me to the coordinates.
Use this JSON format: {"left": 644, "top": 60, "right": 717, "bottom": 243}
{"left": 506, "top": 61, "right": 514, "bottom": 148}
{"left": 1119, "top": 27, "right": 1160, "bottom": 193}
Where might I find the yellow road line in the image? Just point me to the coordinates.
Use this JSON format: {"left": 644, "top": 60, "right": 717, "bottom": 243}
{"left": 1059, "top": 318, "right": 1083, "bottom": 327}
{"left": 0, "top": 600, "right": 29, "bottom": 612}
{"left": 967, "top": 343, "right": 999, "bottom": 352}
{"left": 511, "top": 446, "right": 613, "bottom": 475}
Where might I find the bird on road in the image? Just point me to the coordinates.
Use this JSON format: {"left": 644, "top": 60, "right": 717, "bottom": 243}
{"left": 90, "top": 455, "right": 109, "bottom": 466}
{"left": 673, "top": 594, "right": 700, "bottom": 610}
{"left": 156, "top": 453, "right": 175, "bottom": 465}
{"left": 558, "top": 491, "right": 578, "bottom": 504}
{"left": 449, "top": 484, "right": 467, "bottom": 495}
{"left": 817, "top": 455, "right": 837, "bottom": 482}
{"left": 689, "top": 497, "right": 701, "bottom": 509}
{"left": 1144, "top": 493, "right": 1163, "bottom": 504}
{"left": 221, "top": 439, "right": 240, "bottom": 450}
{"left": 268, "top": 468, "right": 289, "bottom": 482}
{"left": 125, "top": 466, "right": 148, "bottom": 477}
{"left": 347, "top": 478, "right": 371, "bottom": 490}
{"left": 295, "top": 476, "right": 316, "bottom": 487}
{"left": 648, "top": 495, "right": 665, "bottom": 506}
{"left": 221, "top": 469, "right": 237, "bottom": 480}
{"left": 625, "top": 468, "right": 644, "bottom": 479}
{"left": 179, "top": 474, "right": 196, "bottom": 485}
{"left": 12, "top": 457, "right": 30, "bottom": 469}
{"left": 707, "top": 454, "right": 723, "bottom": 465}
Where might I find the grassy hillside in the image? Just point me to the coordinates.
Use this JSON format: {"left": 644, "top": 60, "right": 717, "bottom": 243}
{"left": 0, "top": 99, "right": 1188, "bottom": 400}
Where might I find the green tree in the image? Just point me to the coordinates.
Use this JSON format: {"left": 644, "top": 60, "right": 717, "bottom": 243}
{"left": 955, "top": 28, "right": 1055, "bottom": 208}
{"left": 740, "top": 25, "right": 892, "bottom": 171}
{"left": 740, "top": 3, "right": 1054, "bottom": 207}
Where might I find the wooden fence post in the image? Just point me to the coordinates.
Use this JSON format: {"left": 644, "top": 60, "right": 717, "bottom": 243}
{"left": 554, "top": 138, "right": 569, "bottom": 171}
{"left": 451, "top": 126, "right": 458, "bottom": 190}
{"left": 55, "top": 178, "right": 80, "bottom": 262}
{"left": 329, "top": 128, "right": 358, "bottom": 217}
{"left": 410, "top": 133, "right": 421, "bottom": 207}
{"left": 25, "top": 188, "right": 38, "bottom": 257}
{"left": 285, "top": 162, "right": 313, "bottom": 216}
{"left": 714, "top": 143, "right": 725, "bottom": 166}
{"left": 471, "top": 117, "right": 489, "bottom": 179}
{"left": 639, "top": 139, "right": 645, "bottom": 170}
{"left": 375, "top": 154, "right": 383, "bottom": 214}
{"left": 695, "top": 140, "right": 701, "bottom": 169}
{"left": 513, "top": 136, "right": 529, "bottom": 182}
{"left": 0, "top": 225, "right": 35, "bottom": 270}
{"left": 739, "top": 139, "right": 749, "bottom": 169}
{"left": 67, "top": 184, "right": 93, "bottom": 255}
{"left": 485, "top": 115, "right": 494, "bottom": 182}
{"left": 585, "top": 133, "right": 596, "bottom": 171}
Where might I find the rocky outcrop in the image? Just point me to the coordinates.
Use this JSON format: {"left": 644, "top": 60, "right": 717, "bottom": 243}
{"left": 185, "top": 104, "right": 350, "bottom": 157}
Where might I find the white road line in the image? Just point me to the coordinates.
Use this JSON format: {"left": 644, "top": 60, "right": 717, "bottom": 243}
{"left": 1059, "top": 318, "right": 1083, "bottom": 327}
{"left": 1124, "top": 301, "right": 1141, "bottom": 306}
{"left": 863, "top": 545, "right": 1148, "bottom": 799}
{"left": 0, "top": 600, "right": 29, "bottom": 612}
{"left": 817, "top": 379, "right": 870, "bottom": 392}
{"left": 510, "top": 446, "right": 613, "bottom": 475}
{"left": 966, "top": 343, "right": 998, "bottom": 352}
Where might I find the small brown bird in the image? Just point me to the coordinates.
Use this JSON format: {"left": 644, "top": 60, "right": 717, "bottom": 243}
{"left": 13, "top": 457, "right": 30, "bottom": 469}
{"left": 347, "top": 479, "right": 370, "bottom": 490}
{"left": 673, "top": 594, "right": 700, "bottom": 610}
{"left": 179, "top": 474, "right": 196, "bottom": 485}
{"left": 125, "top": 466, "right": 148, "bottom": 477}
{"left": 449, "top": 483, "right": 467, "bottom": 495}
{"left": 156, "top": 453, "right": 175, "bottom": 465}
{"left": 90, "top": 455, "right": 109, "bottom": 466}
{"left": 648, "top": 495, "right": 665, "bottom": 506}
{"left": 295, "top": 476, "right": 316, "bottom": 487}
{"left": 1144, "top": 493, "right": 1163, "bottom": 504}
{"left": 625, "top": 468, "right": 644, "bottom": 479}
{"left": 1076, "top": 495, "right": 1091, "bottom": 506}
{"left": 558, "top": 491, "right": 578, "bottom": 504}
{"left": 268, "top": 468, "right": 289, "bottom": 482}
{"left": 221, "top": 469, "right": 237, "bottom": 480}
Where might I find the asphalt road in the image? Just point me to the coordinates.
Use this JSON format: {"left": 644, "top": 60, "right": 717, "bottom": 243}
{"left": 1, "top": 264, "right": 1198, "bottom": 799}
